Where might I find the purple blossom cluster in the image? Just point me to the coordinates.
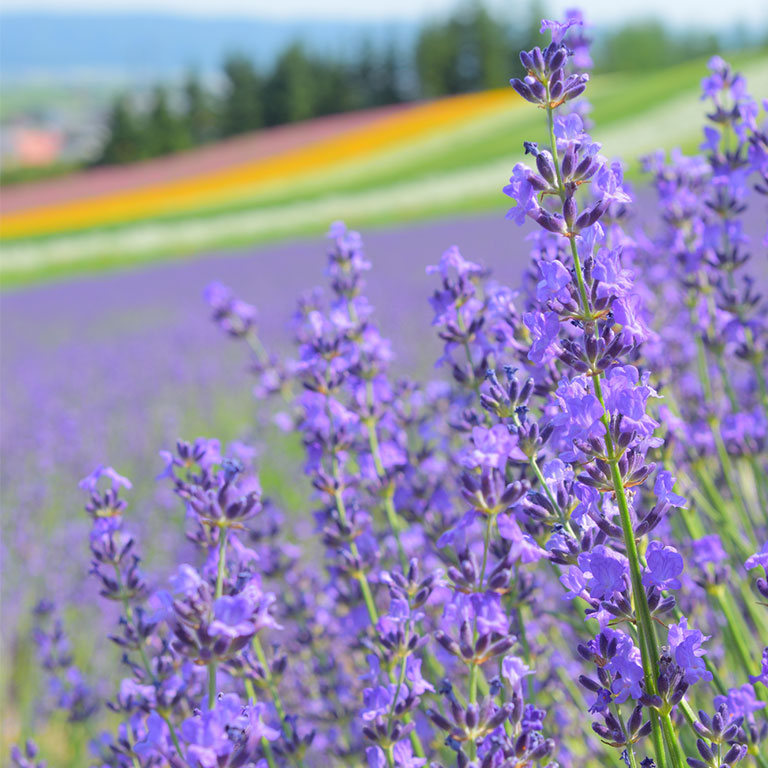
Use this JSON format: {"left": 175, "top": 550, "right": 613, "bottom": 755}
{"left": 9, "top": 13, "right": 768, "bottom": 768}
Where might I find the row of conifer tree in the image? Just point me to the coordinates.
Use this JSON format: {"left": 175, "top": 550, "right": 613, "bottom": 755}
{"left": 97, "top": 0, "right": 721, "bottom": 165}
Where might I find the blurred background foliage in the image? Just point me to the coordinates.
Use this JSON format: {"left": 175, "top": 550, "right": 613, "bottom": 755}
{"left": 2, "top": 0, "right": 764, "bottom": 182}
{"left": 86, "top": 1, "right": 742, "bottom": 166}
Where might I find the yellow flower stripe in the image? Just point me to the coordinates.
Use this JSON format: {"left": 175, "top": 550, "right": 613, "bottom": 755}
{"left": 1, "top": 89, "right": 517, "bottom": 240}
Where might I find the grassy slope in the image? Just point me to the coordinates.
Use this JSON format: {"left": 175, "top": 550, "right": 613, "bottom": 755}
{"left": 2, "top": 52, "right": 766, "bottom": 287}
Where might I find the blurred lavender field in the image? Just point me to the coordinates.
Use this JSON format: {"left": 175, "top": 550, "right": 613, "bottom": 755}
{"left": 2, "top": 202, "right": 767, "bottom": 724}
{"left": 0, "top": 213, "right": 527, "bottom": 645}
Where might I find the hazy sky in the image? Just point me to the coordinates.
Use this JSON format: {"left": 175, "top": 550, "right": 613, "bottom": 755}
{"left": 3, "top": 0, "right": 767, "bottom": 27}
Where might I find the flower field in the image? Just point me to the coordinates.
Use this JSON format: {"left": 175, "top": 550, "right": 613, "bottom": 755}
{"left": 4, "top": 11, "right": 768, "bottom": 768}
{"left": 2, "top": 51, "right": 766, "bottom": 285}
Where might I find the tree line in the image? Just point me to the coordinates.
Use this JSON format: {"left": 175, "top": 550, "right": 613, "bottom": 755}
{"left": 96, "top": 0, "right": 725, "bottom": 165}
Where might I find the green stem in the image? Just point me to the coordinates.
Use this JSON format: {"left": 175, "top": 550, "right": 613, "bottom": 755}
{"left": 513, "top": 604, "right": 536, "bottom": 702}
{"left": 545, "top": 93, "right": 565, "bottom": 196}
{"left": 708, "top": 416, "right": 759, "bottom": 547}
{"left": 613, "top": 706, "right": 639, "bottom": 768}
{"left": 530, "top": 454, "right": 574, "bottom": 535}
{"left": 215, "top": 529, "right": 229, "bottom": 599}
{"left": 467, "top": 514, "right": 494, "bottom": 760}
{"left": 568, "top": 232, "right": 592, "bottom": 314}
{"left": 387, "top": 634, "right": 410, "bottom": 726}
{"left": 208, "top": 527, "right": 230, "bottom": 708}
{"left": 244, "top": 678, "right": 279, "bottom": 768}
{"left": 364, "top": 379, "right": 408, "bottom": 571}
{"left": 510, "top": 409, "right": 574, "bottom": 536}
{"left": 252, "top": 635, "right": 308, "bottom": 768}
{"left": 755, "top": 749, "right": 768, "bottom": 768}
{"left": 333, "top": 481, "right": 380, "bottom": 625}
{"left": 589, "top": 342, "right": 671, "bottom": 768}
{"left": 632, "top": 585, "right": 667, "bottom": 767}
{"left": 456, "top": 305, "right": 483, "bottom": 401}
{"left": 545, "top": 89, "right": 675, "bottom": 766}
{"left": 595, "top": 378, "right": 660, "bottom": 685}
{"left": 113, "top": 565, "right": 187, "bottom": 765}
{"left": 159, "top": 711, "right": 186, "bottom": 763}
{"left": 711, "top": 585, "right": 757, "bottom": 677}
{"left": 678, "top": 698, "right": 697, "bottom": 733}
{"left": 245, "top": 329, "right": 269, "bottom": 366}
{"left": 660, "top": 712, "right": 686, "bottom": 768}
{"left": 331, "top": 463, "right": 424, "bottom": 758}
{"left": 648, "top": 711, "right": 668, "bottom": 767}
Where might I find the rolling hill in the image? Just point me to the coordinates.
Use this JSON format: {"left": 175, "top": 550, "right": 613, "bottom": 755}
{"left": 1, "top": 51, "right": 767, "bottom": 286}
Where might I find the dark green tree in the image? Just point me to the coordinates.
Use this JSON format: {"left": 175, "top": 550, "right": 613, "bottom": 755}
{"left": 220, "top": 54, "right": 263, "bottom": 136}
{"left": 183, "top": 71, "right": 217, "bottom": 144}
{"left": 371, "top": 45, "right": 403, "bottom": 105}
{"left": 415, "top": 18, "right": 461, "bottom": 96}
{"left": 594, "top": 20, "right": 716, "bottom": 72}
{"left": 597, "top": 20, "right": 674, "bottom": 71}
{"left": 415, "top": 1, "right": 515, "bottom": 97}
{"left": 263, "top": 43, "right": 316, "bottom": 125}
{"left": 96, "top": 95, "right": 142, "bottom": 165}
{"left": 314, "top": 60, "right": 360, "bottom": 116}
{"left": 351, "top": 40, "right": 378, "bottom": 109}
{"left": 459, "top": 1, "right": 512, "bottom": 89}
{"left": 523, "top": 0, "right": 548, "bottom": 52}
{"left": 143, "top": 85, "right": 190, "bottom": 157}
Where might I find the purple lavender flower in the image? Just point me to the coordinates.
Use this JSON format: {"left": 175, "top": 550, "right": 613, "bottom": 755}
{"left": 691, "top": 535, "right": 727, "bottom": 569}
{"left": 502, "top": 655, "right": 533, "bottom": 696}
{"left": 749, "top": 648, "right": 768, "bottom": 687}
{"left": 461, "top": 424, "right": 526, "bottom": 469}
{"left": 204, "top": 281, "right": 257, "bottom": 338}
{"left": 653, "top": 470, "right": 686, "bottom": 508}
{"left": 605, "top": 631, "right": 644, "bottom": 703}
{"left": 577, "top": 546, "right": 628, "bottom": 601}
{"left": 10, "top": 741, "right": 46, "bottom": 768}
{"left": 539, "top": 17, "right": 581, "bottom": 45}
{"left": 591, "top": 247, "right": 633, "bottom": 299}
{"left": 668, "top": 618, "right": 712, "bottom": 685}
{"left": 78, "top": 464, "right": 132, "bottom": 493}
{"left": 714, "top": 684, "right": 766, "bottom": 721}
{"left": 642, "top": 542, "right": 684, "bottom": 591}
{"left": 523, "top": 310, "right": 560, "bottom": 364}
{"left": 208, "top": 594, "right": 257, "bottom": 641}
{"left": 745, "top": 540, "right": 768, "bottom": 570}
{"left": 536, "top": 259, "right": 572, "bottom": 303}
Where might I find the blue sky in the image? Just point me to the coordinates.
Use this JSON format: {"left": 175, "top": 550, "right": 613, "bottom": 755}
{"left": 3, "top": 0, "right": 768, "bottom": 28}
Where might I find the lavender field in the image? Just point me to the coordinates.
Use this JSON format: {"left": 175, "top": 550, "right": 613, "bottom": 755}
{"left": 4, "top": 13, "right": 768, "bottom": 768}
{"left": 1, "top": 214, "right": 536, "bottom": 742}
{"left": 0, "top": 214, "right": 527, "bottom": 629}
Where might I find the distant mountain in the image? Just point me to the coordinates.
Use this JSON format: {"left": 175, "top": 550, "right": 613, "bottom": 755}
{"left": 0, "top": 12, "right": 419, "bottom": 82}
